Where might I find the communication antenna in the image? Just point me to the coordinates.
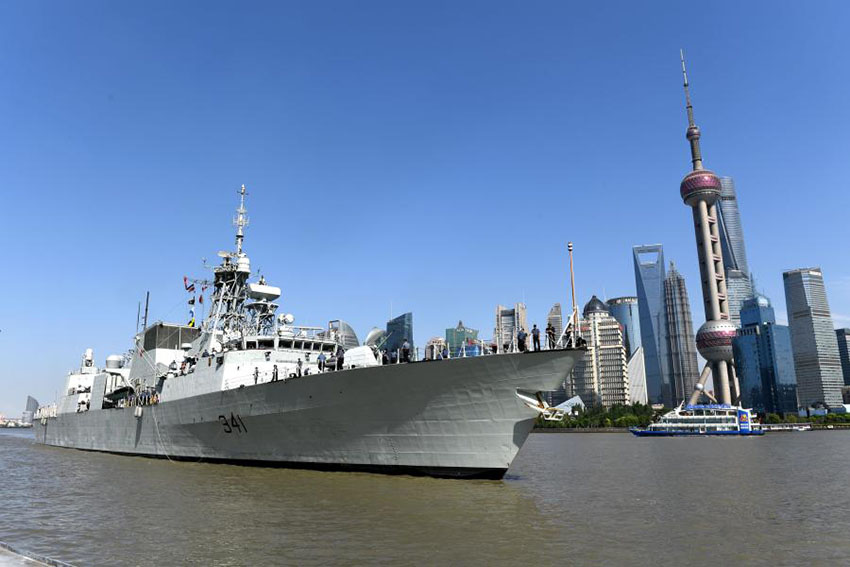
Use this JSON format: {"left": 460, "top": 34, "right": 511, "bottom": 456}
{"left": 234, "top": 184, "right": 250, "bottom": 254}
{"left": 680, "top": 49, "right": 704, "bottom": 170}
{"left": 143, "top": 291, "right": 150, "bottom": 331}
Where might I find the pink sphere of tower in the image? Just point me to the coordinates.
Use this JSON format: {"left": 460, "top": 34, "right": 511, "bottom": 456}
{"left": 680, "top": 169, "right": 721, "bottom": 206}
{"left": 695, "top": 320, "right": 737, "bottom": 362}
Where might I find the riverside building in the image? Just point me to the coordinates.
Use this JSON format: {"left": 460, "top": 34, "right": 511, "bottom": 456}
{"left": 633, "top": 244, "right": 670, "bottom": 406}
{"left": 570, "top": 296, "right": 629, "bottom": 407}
{"left": 606, "top": 296, "right": 641, "bottom": 359}
{"left": 445, "top": 321, "right": 478, "bottom": 356}
{"left": 732, "top": 295, "right": 798, "bottom": 415}
{"left": 547, "top": 303, "right": 563, "bottom": 347}
{"left": 783, "top": 268, "right": 843, "bottom": 408}
{"left": 627, "top": 346, "right": 648, "bottom": 404}
{"left": 494, "top": 303, "right": 527, "bottom": 353}
{"left": 664, "top": 263, "right": 700, "bottom": 406}
{"left": 836, "top": 329, "right": 850, "bottom": 386}
{"left": 717, "top": 177, "right": 754, "bottom": 327}
{"left": 386, "top": 312, "right": 414, "bottom": 361}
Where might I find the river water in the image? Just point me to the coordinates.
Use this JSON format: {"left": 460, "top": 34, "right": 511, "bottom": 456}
{"left": 2, "top": 428, "right": 849, "bottom": 566}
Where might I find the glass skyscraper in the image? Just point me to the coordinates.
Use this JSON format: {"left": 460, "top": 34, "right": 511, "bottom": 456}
{"left": 717, "top": 177, "right": 754, "bottom": 327}
{"left": 385, "top": 312, "right": 414, "bottom": 360}
{"left": 445, "top": 321, "right": 478, "bottom": 356}
{"left": 836, "top": 329, "right": 850, "bottom": 386}
{"left": 732, "top": 295, "right": 798, "bottom": 415}
{"left": 664, "top": 263, "right": 700, "bottom": 406}
{"left": 633, "top": 244, "right": 669, "bottom": 406}
{"left": 606, "top": 296, "right": 641, "bottom": 359}
{"left": 783, "top": 268, "right": 843, "bottom": 408}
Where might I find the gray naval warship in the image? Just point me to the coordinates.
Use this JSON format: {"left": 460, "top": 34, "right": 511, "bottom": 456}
{"left": 35, "top": 187, "right": 582, "bottom": 479}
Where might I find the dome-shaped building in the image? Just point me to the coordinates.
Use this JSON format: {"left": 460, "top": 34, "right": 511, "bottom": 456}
{"left": 582, "top": 295, "right": 608, "bottom": 318}
{"left": 570, "top": 295, "right": 629, "bottom": 407}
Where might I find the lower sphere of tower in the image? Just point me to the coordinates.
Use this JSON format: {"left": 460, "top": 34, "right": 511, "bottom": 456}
{"left": 680, "top": 169, "right": 721, "bottom": 206}
{"left": 695, "top": 320, "right": 737, "bottom": 362}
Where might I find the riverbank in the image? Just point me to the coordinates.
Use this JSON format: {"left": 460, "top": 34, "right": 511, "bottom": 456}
{"left": 533, "top": 427, "right": 627, "bottom": 433}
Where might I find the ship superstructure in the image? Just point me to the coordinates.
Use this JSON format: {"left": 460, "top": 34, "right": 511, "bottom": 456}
{"left": 35, "top": 187, "right": 582, "bottom": 478}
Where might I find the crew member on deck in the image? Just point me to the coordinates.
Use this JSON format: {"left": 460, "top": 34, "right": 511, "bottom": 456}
{"left": 402, "top": 339, "right": 411, "bottom": 363}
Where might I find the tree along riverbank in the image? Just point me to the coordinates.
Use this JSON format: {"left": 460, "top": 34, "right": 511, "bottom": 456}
{"left": 763, "top": 412, "right": 850, "bottom": 426}
{"left": 534, "top": 403, "right": 661, "bottom": 430}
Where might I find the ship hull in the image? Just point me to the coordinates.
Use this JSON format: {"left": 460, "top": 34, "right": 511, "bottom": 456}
{"left": 35, "top": 349, "right": 579, "bottom": 478}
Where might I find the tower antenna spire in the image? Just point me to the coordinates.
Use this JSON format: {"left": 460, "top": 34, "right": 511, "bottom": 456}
{"left": 681, "top": 49, "right": 694, "bottom": 128}
{"left": 680, "top": 49, "right": 703, "bottom": 170}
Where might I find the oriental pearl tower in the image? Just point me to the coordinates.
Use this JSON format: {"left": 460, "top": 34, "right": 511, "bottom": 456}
{"left": 678, "top": 51, "right": 740, "bottom": 406}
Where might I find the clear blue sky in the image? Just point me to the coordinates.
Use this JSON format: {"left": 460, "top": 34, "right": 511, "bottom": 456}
{"left": 1, "top": 1, "right": 848, "bottom": 416}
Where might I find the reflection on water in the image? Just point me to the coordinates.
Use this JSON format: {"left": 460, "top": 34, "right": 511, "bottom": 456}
{"left": 2, "top": 429, "right": 850, "bottom": 565}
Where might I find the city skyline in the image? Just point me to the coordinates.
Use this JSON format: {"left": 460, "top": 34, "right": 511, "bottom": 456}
{"left": 2, "top": 2, "right": 850, "bottom": 416}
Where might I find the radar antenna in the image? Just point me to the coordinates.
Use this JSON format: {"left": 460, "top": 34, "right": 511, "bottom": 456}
{"left": 234, "top": 184, "right": 250, "bottom": 254}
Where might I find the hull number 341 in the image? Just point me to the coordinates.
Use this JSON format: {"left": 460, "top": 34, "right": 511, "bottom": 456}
{"left": 219, "top": 413, "right": 248, "bottom": 434}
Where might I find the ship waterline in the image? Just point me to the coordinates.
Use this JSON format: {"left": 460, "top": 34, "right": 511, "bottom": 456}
{"left": 36, "top": 349, "right": 580, "bottom": 478}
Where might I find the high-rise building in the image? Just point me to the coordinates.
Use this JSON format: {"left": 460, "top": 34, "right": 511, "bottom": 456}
{"left": 570, "top": 296, "right": 630, "bottom": 407}
{"left": 386, "top": 312, "right": 414, "bottom": 360}
{"left": 677, "top": 52, "right": 739, "bottom": 406}
{"left": 424, "top": 337, "right": 448, "bottom": 360}
{"left": 664, "top": 263, "right": 700, "bottom": 406}
{"left": 445, "top": 321, "right": 479, "bottom": 355}
{"left": 22, "top": 395, "right": 39, "bottom": 425}
{"left": 606, "top": 296, "right": 641, "bottom": 358}
{"left": 783, "top": 268, "right": 843, "bottom": 408}
{"left": 330, "top": 320, "right": 360, "bottom": 350}
{"left": 547, "top": 303, "right": 563, "bottom": 348}
{"left": 627, "top": 347, "right": 648, "bottom": 405}
{"left": 717, "top": 177, "right": 754, "bottom": 327}
{"left": 732, "top": 295, "right": 798, "bottom": 415}
{"left": 494, "top": 303, "right": 527, "bottom": 353}
{"left": 836, "top": 329, "right": 850, "bottom": 386}
{"left": 633, "top": 244, "right": 669, "bottom": 405}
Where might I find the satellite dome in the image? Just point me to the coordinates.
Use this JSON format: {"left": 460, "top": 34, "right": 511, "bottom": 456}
{"left": 680, "top": 169, "right": 721, "bottom": 206}
{"left": 583, "top": 295, "right": 608, "bottom": 317}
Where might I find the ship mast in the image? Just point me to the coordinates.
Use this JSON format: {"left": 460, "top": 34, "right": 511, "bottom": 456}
{"left": 200, "top": 185, "right": 254, "bottom": 348}
{"left": 235, "top": 184, "right": 249, "bottom": 255}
